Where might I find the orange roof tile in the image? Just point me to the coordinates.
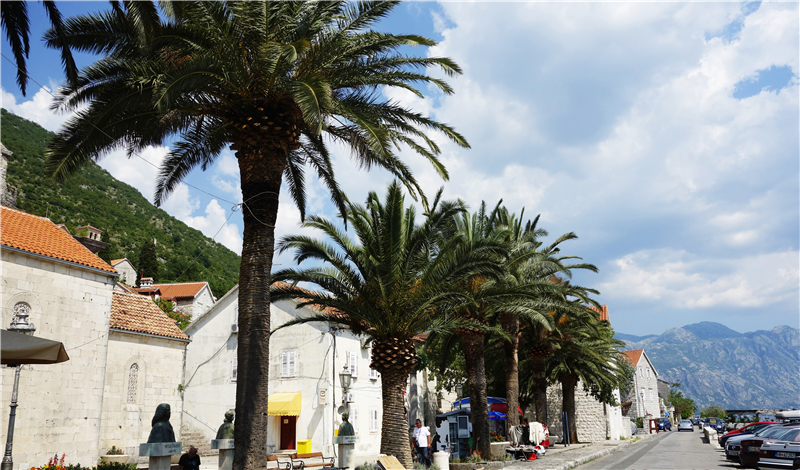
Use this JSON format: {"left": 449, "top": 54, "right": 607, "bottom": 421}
{"left": 589, "top": 305, "right": 609, "bottom": 322}
{"left": 110, "top": 292, "right": 189, "bottom": 340}
{"left": 114, "top": 282, "right": 137, "bottom": 294}
{"left": 111, "top": 258, "right": 131, "bottom": 266}
{"left": 623, "top": 349, "right": 643, "bottom": 366}
{"left": 152, "top": 282, "right": 209, "bottom": 300}
{"left": 0, "top": 206, "right": 116, "bottom": 274}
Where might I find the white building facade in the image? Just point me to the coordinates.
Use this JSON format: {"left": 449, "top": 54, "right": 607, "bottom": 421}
{"left": 622, "top": 349, "right": 660, "bottom": 418}
{"left": 183, "top": 286, "right": 384, "bottom": 460}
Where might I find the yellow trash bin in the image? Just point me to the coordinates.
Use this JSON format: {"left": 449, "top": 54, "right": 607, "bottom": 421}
{"left": 297, "top": 439, "right": 312, "bottom": 454}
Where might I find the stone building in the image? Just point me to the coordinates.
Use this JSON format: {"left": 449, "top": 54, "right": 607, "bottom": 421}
{"left": 621, "top": 349, "right": 660, "bottom": 418}
{"left": 1, "top": 206, "right": 118, "bottom": 467}
{"left": 1, "top": 143, "right": 17, "bottom": 208}
{"left": 100, "top": 291, "right": 189, "bottom": 457}
{"left": 110, "top": 258, "right": 138, "bottom": 286}
{"left": 144, "top": 281, "right": 215, "bottom": 318}
{"left": 182, "top": 284, "right": 384, "bottom": 460}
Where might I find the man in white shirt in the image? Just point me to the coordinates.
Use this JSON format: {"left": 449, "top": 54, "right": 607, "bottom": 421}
{"left": 411, "top": 419, "right": 431, "bottom": 466}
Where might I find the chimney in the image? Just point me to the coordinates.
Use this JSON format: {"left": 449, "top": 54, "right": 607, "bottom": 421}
{"left": 1, "top": 142, "right": 18, "bottom": 208}
{"left": 140, "top": 277, "right": 154, "bottom": 288}
{"left": 73, "top": 225, "right": 109, "bottom": 254}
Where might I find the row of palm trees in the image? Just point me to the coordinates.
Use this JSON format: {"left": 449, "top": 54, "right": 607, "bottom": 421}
{"left": 3, "top": 1, "right": 628, "bottom": 467}
{"left": 272, "top": 182, "right": 630, "bottom": 464}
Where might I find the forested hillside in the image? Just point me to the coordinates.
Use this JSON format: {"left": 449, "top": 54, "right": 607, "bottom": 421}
{"left": 1, "top": 109, "right": 239, "bottom": 298}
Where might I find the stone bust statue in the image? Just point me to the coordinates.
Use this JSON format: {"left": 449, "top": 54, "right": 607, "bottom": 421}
{"left": 216, "top": 411, "right": 235, "bottom": 439}
{"left": 338, "top": 411, "right": 354, "bottom": 437}
{"left": 147, "top": 403, "right": 176, "bottom": 443}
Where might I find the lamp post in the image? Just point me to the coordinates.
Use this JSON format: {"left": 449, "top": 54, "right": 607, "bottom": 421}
{"left": 2, "top": 303, "right": 36, "bottom": 470}
{"left": 339, "top": 365, "right": 351, "bottom": 414}
{"left": 455, "top": 384, "right": 463, "bottom": 410}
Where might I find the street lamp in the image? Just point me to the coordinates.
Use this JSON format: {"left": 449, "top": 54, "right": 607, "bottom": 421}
{"left": 2, "top": 303, "right": 36, "bottom": 470}
{"left": 455, "top": 384, "right": 463, "bottom": 409}
{"left": 339, "top": 364, "right": 351, "bottom": 413}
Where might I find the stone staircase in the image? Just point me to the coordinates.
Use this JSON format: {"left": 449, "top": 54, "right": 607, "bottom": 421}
{"left": 181, "top": 430, "right": 219, "bottom": 456}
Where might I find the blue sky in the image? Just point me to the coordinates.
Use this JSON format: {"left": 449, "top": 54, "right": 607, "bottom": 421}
{"left": 2, "top": 1, "right": 797, "bottom": 336}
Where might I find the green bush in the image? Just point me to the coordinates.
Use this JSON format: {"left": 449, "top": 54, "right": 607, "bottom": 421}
{"left": 96, "top": 462, "right": 136, "bottom": 470}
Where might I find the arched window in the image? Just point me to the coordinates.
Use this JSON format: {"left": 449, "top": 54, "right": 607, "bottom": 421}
{"left": 127, "top": 363, "right": 139, "bottom": 404}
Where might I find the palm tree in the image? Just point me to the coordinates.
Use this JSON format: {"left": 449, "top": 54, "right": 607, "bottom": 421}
{"left": 271, "top": 182, "right": 494, "bottom": 467}
{"left": 547, "top": 305, "right": 627, "bottom": 443}
{"left": 1, "top": 0, "right": 77, "bottom": 95}
{"left": 43, "top": 3, "right": 468, "bottom": 469}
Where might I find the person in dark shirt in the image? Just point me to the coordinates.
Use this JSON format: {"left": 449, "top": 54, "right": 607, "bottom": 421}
{"left": 178, "top": 446, "right": 201, "bottom": 470}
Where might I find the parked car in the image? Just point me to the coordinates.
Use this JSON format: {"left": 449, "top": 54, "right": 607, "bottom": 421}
{"left": 657, "top": 418, "right": 672, "bottom": 431}
{"left": 740, "top": 428, "right": 800, "bottom": 469}
{"left": 725, "top": 424, "right": 800, "bottom": 462}
{"left": 706, "top": 417, "right": 727, "bottom": 433}
{"left": 678, "top": 419, "right": 694, "bottom": 432}
{"left": 720, "top": 421, "right": 778, "bottom": 447}
{"left": 757, "top": 429, "right": 800, "bottom": 468}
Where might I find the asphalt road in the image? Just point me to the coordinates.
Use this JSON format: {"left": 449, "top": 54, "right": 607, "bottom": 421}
{"left": 576, "top": 428, "right": 736, "bottom": 470}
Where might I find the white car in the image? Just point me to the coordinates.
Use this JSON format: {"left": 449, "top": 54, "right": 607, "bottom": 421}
{"left": 758, "top": 433, "right": 800, "bottom": 468}
{"left": 678, "top": 419, "right": 694, "bottom": 432}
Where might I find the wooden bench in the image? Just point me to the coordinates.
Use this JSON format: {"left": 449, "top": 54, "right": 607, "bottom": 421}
{"left": 267, "top": 455, "right": 292, "bottom": 470}
{"left": 289, "top": 452, "right": 335, "bottom": 470}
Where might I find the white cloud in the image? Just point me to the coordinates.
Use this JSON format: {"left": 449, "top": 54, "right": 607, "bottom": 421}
{"left": 598, "top": 249, "right": 799, "bottom": 309}
{"left": 183, "top": 199, "right": 242, "bottom": 254}
{"left": 1, "top": 86, "right": 68, "bottom": 132}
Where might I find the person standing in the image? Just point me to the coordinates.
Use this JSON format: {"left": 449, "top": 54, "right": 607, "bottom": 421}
{"left": 178, "top": 446, "right": 201, "bottom": 470}
{"left": 411, "top": 419, "right": 431, "bottom": 467}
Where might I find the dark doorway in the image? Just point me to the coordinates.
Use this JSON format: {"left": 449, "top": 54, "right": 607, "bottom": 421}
{"left": 280, "top": 416, "right": 297, "bottom": 450}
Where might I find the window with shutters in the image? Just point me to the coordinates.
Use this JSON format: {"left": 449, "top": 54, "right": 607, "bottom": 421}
{"left": 348, "top": 351, "right": 358, "bottom": 378}
{"left": 127, "top": 363, "right": 139, "bottom": 404}
{"left": 350, "top": 407, "right": 358, "bottom": 433}
{"left": 370, "top": 408, "right": 379, "bottom": 432}
{"left": 281, "top": 350, "right": 297, "bottom": 378}
{"left": 231, "top": 354, "right": 238, "bottom": 382}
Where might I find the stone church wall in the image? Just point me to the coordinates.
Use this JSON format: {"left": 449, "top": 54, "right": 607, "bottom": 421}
{"left": 100, "top": 331, "right": 187, "bottom": 457}
{"left": 545, "top": 379, "right": 624, "bottom": 443}
{"left": 0, "top": 250, "right": 115, "bottom": 468}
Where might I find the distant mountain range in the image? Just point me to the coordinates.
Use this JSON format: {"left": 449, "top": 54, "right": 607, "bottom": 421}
{"left": 617, "top": 321, "right": 800, "bottom": 410}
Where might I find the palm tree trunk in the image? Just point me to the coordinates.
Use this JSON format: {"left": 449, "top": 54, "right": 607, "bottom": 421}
{"left": 501, "top": 312, "right": 520, "bottom": 427}
{"left": 379, "top": 366, "right": 414, "bottom": 467}
{"left": 233, "top": 147, "right": 286, "bottom": 470}
{"left": 560, "top": 373, "right": 579, "bottom": 444}
{"left": 530, "top": 353, "right": 548, "bottom": 424}
{"left": 460, "top": 331, "right": 491, "bottom": 459}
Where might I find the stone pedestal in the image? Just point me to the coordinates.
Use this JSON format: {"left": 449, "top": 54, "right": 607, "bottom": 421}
{"left": 140, "top": 443, "right": 182, "bottom": 470}
{"left": 433, "top": 452, "right": 450, "bottom": 470}
{"left": 211, "top": 439, "right": 234, "bottom": 470}
{"left": 334, "top": 436, "right": 355, "bottom": 469}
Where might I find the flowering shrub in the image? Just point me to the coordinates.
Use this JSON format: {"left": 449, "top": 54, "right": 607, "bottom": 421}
{"left": 106, "top": 447, "right": 124, "bottom": 456}
{"left": 489, "top": 431, "right": 505, "bottom": 442}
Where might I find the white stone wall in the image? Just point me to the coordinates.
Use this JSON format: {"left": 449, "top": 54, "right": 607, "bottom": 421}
{"left": 100, "top": 331, "right": 187, "bottom": 456}
{"left": 175, "top": 286, "right": 214, "bottom": 319}
{"left": 1, "top": 251, "right": 115, "bottom": 468}
{"left": 183, "top": 289, "right": 384, "bottom": 460}
{"left": 112, "top": 261, "right": 137, "bottom": 286}
{"left": 545, "top": 379, "right": 624, "bottom": 443}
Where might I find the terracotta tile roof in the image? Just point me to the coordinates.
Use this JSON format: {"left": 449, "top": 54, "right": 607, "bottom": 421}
{"left": 134, "top": 287, "right": 161, "bottom": 296}
{"left": 114, "top": 282, "right": 137, "bottom": 294}
{"left": 111, "top": 258, "right": 131, "bottom": 266}
{"left": 623, "top": 349, "right": 643, "bottom": 366}
{"left": 110, "top": 292, "right": 189, "bottom": 340}
{"left": 0, "top": 206, "right": 116, "bottom": 274}
{"left": 152, "top": 282, "right": 209, "bottom": 300}
{"left": 589, "top": 305, "right": 609, "bottom": 322}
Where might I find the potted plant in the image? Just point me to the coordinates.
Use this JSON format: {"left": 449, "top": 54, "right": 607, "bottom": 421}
{"left": 100, "top": 446, "right": 129, "bottom": 464}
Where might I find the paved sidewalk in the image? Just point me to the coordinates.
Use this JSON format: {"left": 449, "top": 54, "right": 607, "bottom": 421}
{"left": 507, "top": 433, "right": 655, "bottom": 470}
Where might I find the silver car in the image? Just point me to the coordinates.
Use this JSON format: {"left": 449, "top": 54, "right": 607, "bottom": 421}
{"left": 678, "top": 419, "right": 694, "bottom": 432}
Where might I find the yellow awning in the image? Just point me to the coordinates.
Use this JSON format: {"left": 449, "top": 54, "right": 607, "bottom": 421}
{"left": 268, "top": 392, "right": 302, "bottom": 416}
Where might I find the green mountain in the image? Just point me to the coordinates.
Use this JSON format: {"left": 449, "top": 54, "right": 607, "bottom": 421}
{"left": 1, "top": 109, "right": 239, "bottom": 298}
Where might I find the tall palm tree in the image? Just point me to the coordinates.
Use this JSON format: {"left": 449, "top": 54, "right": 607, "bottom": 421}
{"left": 271, "top": 182, "right": 495, "bottom": 467}
{"left": 43, "top": 3, "right": 468, "bottom": 469}
{"left": 547, "top": 306, "right": 627, "bottom": 443}
{"left": 1, "top": 0, "right": 77, "bottom": 95}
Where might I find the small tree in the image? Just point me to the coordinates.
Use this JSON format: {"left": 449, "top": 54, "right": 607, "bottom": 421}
{"left": 136, "top": 239, "right": 159, "bottom": 284}
{"left": 700, "top": 405, "right": 727, "bottom": 419}
{"left": 153, "top": 297, "right": 191, "bottom": 330}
